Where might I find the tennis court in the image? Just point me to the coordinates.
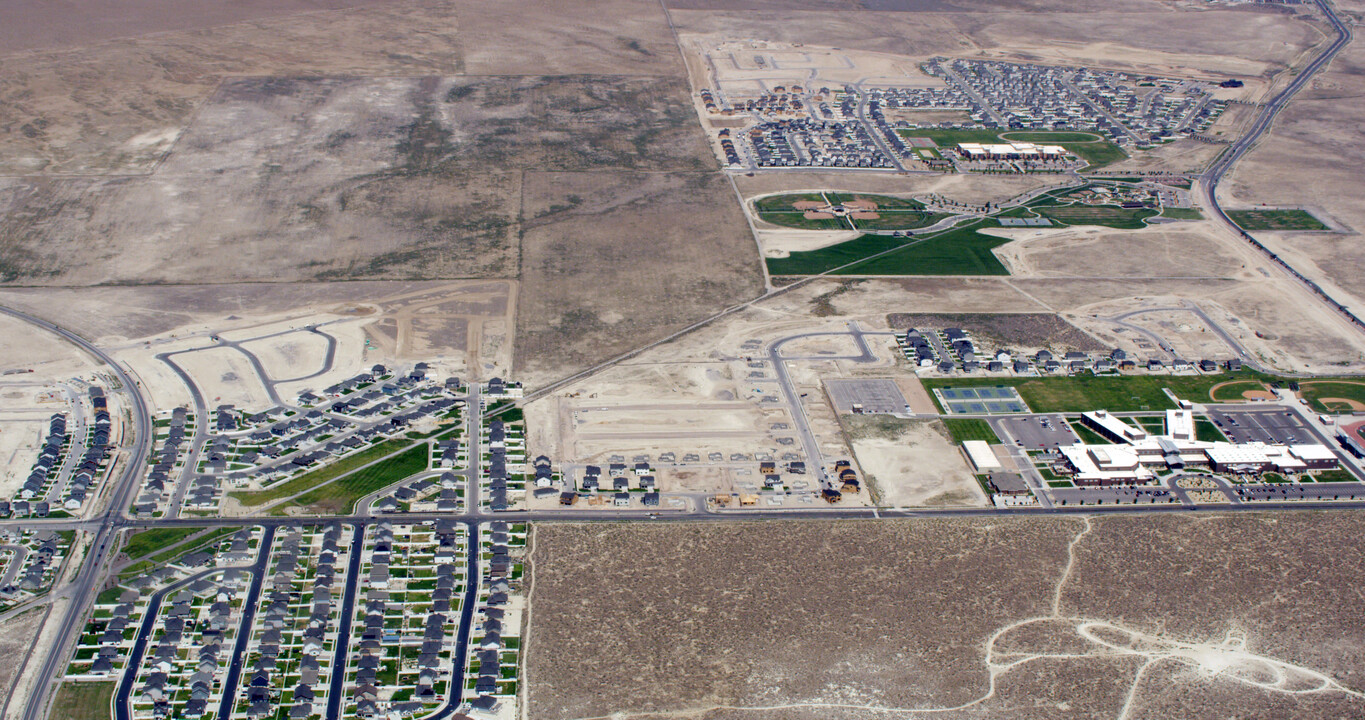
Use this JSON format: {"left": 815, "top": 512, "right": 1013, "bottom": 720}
{"left": 934, "top": 386, "right": 1029, "bottom": 414}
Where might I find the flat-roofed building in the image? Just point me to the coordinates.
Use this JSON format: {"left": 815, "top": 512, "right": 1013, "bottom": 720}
{"left": 962, "top": 440, "right": 1002, "bottom": 472}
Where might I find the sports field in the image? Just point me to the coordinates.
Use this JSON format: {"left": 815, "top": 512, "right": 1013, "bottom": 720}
{"left": 1227, "top": 209, "right": 1328, "bottom": 231}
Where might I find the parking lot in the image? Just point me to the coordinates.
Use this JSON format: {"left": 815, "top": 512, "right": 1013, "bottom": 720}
{"left": 825, "top": 378, "right": 908, "bottom": 414}
{"left": 1049, "top": 486, "right": 1178, "bottom": 505}
{"left": 934, "top": 386, "right": 1028, "bottom": 414}
{"left": 994, "top": 415, "right": 1078, "bottom": 449}
{"left": 1236, "top": 483, "right": 1365, "bottom": 501}
{"left": 1208, "top": 409, "right": 1317, "bottom": 445}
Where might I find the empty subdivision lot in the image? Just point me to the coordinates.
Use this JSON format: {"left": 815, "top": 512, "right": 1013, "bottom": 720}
{"left": 516, "top": 171, "right": 762, "bottom": 386}
{"left": 529, "top": 514, "right": 1365, "bottom": 719}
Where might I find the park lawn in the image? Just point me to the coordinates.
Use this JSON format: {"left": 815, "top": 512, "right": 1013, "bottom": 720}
{"left": 766, "top": 234, "right": 908, "bottom": 275}
{"left": 229, "top": 438, "right": 412, "bottom": 506}
{"left": 826, "top": 192, "right": 924, "bottom": 209}
{"left": 1063, "top": 141, "right": 1127, "bottom": 168}
{"left": 1297, "top": 381, "right": 1365, "bottom": 413}
{"left": 274, "top": 444, "right": 430, "bottom": 515}
{"left": 121, "top": 527, "right": 204, "bottom": 561}
{"left": 897, "top": 128, "right": 1126, "bottom": 168}
{"left": 50, "top": 681, "right": 113, "bottom": 720}
{"left": 999, "top": 131, "right": 1103, "bottom": 143}
{"left": 849, "top": 211, "right": 950, "bottom": 231}
{"left": 758, "top": 211, "right": 853, "bottom": 231}
{"left": 754, "top": 193, "right": 827, "bottom": 212}
{"left": 834, "top": 224, "right": 1011, "bottom": 276}
{"left": 1160, "top": 207, "right": 1203, "bottom": 220}
{"left": 1227, "top": 209, "right": 1327, "bottom": 231}
{"left": 1036, "top": 205, "right": 1158, "bottom": 230}
{"left": 941, "top": 418, "right": 999, "bottom": 444}
{"left": 898, "top": 128, "right": 1003, "bottom": 145}
{"left": 1209, "top": 379, "right": 1268, "bottom": 402}
{"left": 924, "top": 371, "right": 1272, "bottom": 413}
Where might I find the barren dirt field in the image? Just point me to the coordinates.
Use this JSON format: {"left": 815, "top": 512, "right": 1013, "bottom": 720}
{"left": 987, "top": 224, "right": 1250, "bottom": 279}
{"left": 516, "top": 171, "right": 762, "bottom": 385}
{"left": 842, "top": 416, "right": 985, "bottom": 507}
{"left": 528, "top": 514, "right": 1365, "bottom": 719}
{"left": 1222, "top": 28, "right": 1365, "bottom": 316}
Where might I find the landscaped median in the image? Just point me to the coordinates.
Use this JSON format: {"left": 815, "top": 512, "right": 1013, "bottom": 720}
{"left": 269, "top": 444, "right": 431, "bottom": 515}
{"left": 228, "top": 437, "right": 417, "bottom": 508}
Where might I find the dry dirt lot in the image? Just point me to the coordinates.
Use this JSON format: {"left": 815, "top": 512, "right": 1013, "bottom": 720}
{"left": 1221, "top": 23, "right": 1365, "bottom": 317}
{"left": 841, "top": 416, "right": 985, "bottom": 506}
{"left": 987, "top": 223, "right": 1250, "bottom": 280}
{"left": 516, "top": 171, "right": 763, "bottom": 385}
{"left": 0, "top": 73, "right": 715, "bottom": 285}
{"left": 527, "top": 513, "right": 1365, "bottom": 719}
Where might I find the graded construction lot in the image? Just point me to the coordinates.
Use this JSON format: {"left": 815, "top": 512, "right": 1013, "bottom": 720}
{"left": 516, "top": 171, "right": 763, "bottom": 385}
{"left": 840, "top": 416, "right": 985, "bottom": 506}
{"left": 527, "top": 515, "right": 1365, "bottom": 719}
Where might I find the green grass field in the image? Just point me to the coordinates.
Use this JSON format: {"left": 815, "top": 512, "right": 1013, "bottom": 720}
{"left": 1297, "top": 381, "right": 1365, "bottom": 413}
{"left": 1037, "top": 205, "right": 1158, "bottom": 229}
{"left": 999, "top": 131, "right": 1102, "bottom": 143}
{"left": 754, "top": 193, "right": 826, "bottom": 212}
{"left": 848, "top": 211, "right": 949, "bottom": 231}
{"left": 1195, "top": 419, "right": 1227, "bottom": 443}
{"left": 1209, "top": 379, "right": 1268, "bottom": 402}
{"left": 898, "top": 128, "right": 1128, "bottom": 168}
{"left": 826, "top": 193, "right": 924, "bottom": 209}
{"left": 50, "top": 681, "right": 113, "bottom": 720}
{"left": 229, "top": 438, "right": 412, "bottom": 506}
{"left": 757, "top": 211, "right": 852, "bottom": 231}
{"left": 1160, "top": 207, "right": 1203, "bottom": 220}
{"left": 766, "top": 234, "right": 908, "bottom": 275}
{"left": 832, "top": 224, "right": 1011, "bottom": 276}
{"left": 1313, "top": 468, "right": 1356, "bottom": 483}
{"left": 275, "top": 444, "right": 430, "bottom": 515}
{"left": 941, "top": 418, "right": 999, "bottom": 444}
{"left": 121, "top": 527, "right": 204, "bottom": 561}
{"left": 1227, "top": 209, "right": 1328, "bottom": 231}
{"left": 924, "top": 372, "right": 1272, "bottom": 413}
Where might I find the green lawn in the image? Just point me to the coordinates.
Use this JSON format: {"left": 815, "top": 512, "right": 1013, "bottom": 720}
{"left": 1298, "top": 381, "right": 1365, "bottom": 413}
{"left": 941, "top": 418, "right": 999, "bottom": 444}
{"left": 833, "top": 224, "right": 1011, "bottom": 276}
{"left": 925, "top": 372, "right": 1272, "bottom": 413}
{"left": 1227, "top": 209, "right": 1327, "bottom": 231}
{"left": 1209, "top": 379, "right": 1268, "bottom": 402}
{"left": 1313, "top": 468, "right": 1357, "bottom": 483}
{"left": 1194, "top": 419, "right": 1227, "bottom": 444}
{"left": 757, "top": 211, "right": 852, "bottom": 231}
{"left": 849, "top": 211, "right": 950, "bottom": 231}
{"left": 897, "top": 128, "right": 1128, "bottom": 168}
{"left": 120, "top": 527, "right": 204, "bottom": 560}
{"left": 766, "top": 234, "right": 908, "bottom": 275}
{"left": 50, "top": 681, "right": 113, "bottom": 720}
{"left": 754, "top": 193, "right": 827, "bottom": 212}
{"left": 229, "top": 438, "right": 412, "bottom": 506}
{"left": 826, "top": 193, "right": 924, "bottom": 209}
{"left": 274, "top": 444, "right": 430, "bottom": 515}
{"left": 1036, "top": 205, "right": 1158, "bottom": 229}
{"left": 999, "top": 131, "right": 1103, "bottom": 143}
{"left": 1068, "top": 421, "right": 1110, "bottom": 446}
{"left": 1160, "top": 207, "right": 1204, "bottom": 220}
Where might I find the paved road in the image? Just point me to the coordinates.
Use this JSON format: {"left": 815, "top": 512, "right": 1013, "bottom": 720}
{"left": 213, "top": 526, "right": 277, "bottom": 720}
{"left": 851, "top": 81, "right": 907, "bottom": 172}
{"left": 1200, "top": 0, "right": 1359, "bottom": 331}
{"left": 0, "top": 305, "right": 154, "bottom": 720}
{"left": 158, "top": 350, "right": 208, "bottom": 519}
{"left": 0, "top": 544, "right": 29, "bottom": 587}
{"left": 323, "top": 523, "right": 364, "bottom": 719}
